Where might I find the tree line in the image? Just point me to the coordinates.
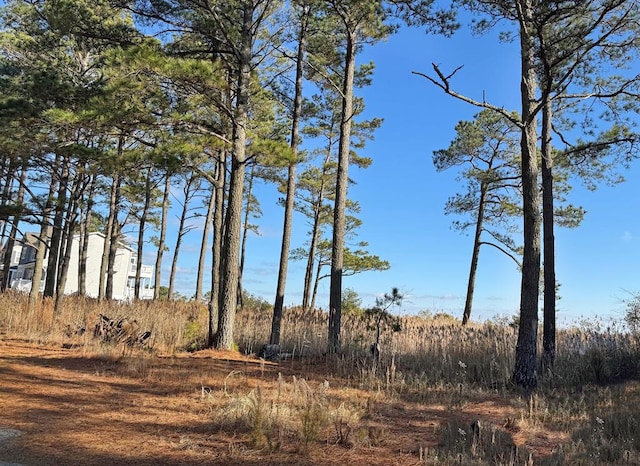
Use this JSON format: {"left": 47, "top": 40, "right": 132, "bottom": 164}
{"left": 0, "top": 0, "right": 447, "bottom": 353}
{"left": 0, "top": 0, "right": 638, "bottom": 390}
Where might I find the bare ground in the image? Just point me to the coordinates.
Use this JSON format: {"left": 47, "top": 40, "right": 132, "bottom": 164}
{"left": 0, "top": 338, "right": 565, "bottom": 465}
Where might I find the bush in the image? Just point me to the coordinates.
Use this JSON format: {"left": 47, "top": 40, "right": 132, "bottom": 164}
{"left": 624, "top": 291, "right": 640, "bottom": 334}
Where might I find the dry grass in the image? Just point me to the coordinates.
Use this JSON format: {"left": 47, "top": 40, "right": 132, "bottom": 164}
{"left": 2, "top": 292, "right": 640, "bottom": 464}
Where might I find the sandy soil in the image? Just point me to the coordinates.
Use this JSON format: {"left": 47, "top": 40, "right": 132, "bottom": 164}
{"left": 0, "top": 338, "right": 564, "bottom": 465}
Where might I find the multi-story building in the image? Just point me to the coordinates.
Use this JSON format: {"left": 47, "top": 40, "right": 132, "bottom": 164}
{"left": 7, "top": 231, "right": 154, "bottom": 301}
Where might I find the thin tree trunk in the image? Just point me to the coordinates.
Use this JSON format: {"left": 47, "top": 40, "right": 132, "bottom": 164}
{"left": 135, "top": 167, "right": 153, "bottom": 300}
{"left": 55, "top": 173, "right": 83, "bottom": 307}
{"left": 99, "top": 170, "right": 119, "bottom": 300}
{"left": 154, "top": 173, "right": 171, "bottom": 299}
{"left": 270, "top": 6, "right": 307, "bottom": 344}
{"left": 100, "top": 135, "right": 124, "bottom": 300}
{"left": 105, "top": 184, "right": 122, "bottom": 300}
{"left": 29, "top": 184, "right": 56, "bottom": 308}
{"left": 541, "top": 98, "right": 556, "bottom": 369}
{"left": 29, "top": 226, "right": 51, "bottom": 307}
{"left": 55, "top": 202, "right": 80, "bottom": 311}
{"left": 512, "top": 0, "right": 541, "bottom": 390}
{"left": 302, "top": 220, "right": 319, "bottom": 310}
{"left": 196, "top": 183, "right": 215, "bottom": 302}
{"left": 0, "top": 158, "right": 15, "bottom": 253}
{"left": 237, "top": 163, "right": 256, "bottom": 308}
{"left": 328, "top": 28, "right": 357, "bottom": 353}
{"left": 78, "top": 174, "right": 97, "bottom": 296}
{"left": 208, "top": 151, "right": 226, "bottom": 347}
{"left": 302, "top": 154, "right": 331, "bottom": 310}
{"left": 1, "top": 162, "right": 26, "bottom": 291}
{"left": 169, "top": 174, "right": 198, "bottom": 300}
{"left": 462, "top": 181, "right": 488, "bottom": 326}
{"left": 310, "top": 259, "right": 324, "bottom": 313}
{"left": 44, "top": 157, "right": 69, "bottom": 298}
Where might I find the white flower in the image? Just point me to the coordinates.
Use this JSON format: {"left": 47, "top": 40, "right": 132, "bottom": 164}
{"left": 596, "top": 417, "right": 604, "bottom": 425}
{"left": 458, "top": 361, "right": 467, "bottom": 369}
{"left": 458, "top": 428, "right": 467, "bottom": 436}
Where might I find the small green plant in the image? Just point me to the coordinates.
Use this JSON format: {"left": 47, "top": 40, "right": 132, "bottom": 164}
{"left": 342, "top": 288, "right": 363, "bottom": 317}
{"left": 183, "top": 319, "right": 205, "bottom": 351}
{"left": 364, "top": 287, "right": 403, "bottom": 364}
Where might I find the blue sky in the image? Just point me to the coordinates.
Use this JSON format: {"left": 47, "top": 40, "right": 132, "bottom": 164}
{"left": 162, "top": 17, "right": 639, "bottom": 326}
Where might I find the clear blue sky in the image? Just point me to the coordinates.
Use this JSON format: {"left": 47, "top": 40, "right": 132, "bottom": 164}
{"left": 161, "top": 18, "right": 639, "bottom": 326}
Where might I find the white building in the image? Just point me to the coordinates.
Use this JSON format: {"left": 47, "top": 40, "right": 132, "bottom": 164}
{"left": 9, "top": 231, "right": 154, "bottom": 301}
{"left": 0, "top": 237, "right": 25, "bottom": 286}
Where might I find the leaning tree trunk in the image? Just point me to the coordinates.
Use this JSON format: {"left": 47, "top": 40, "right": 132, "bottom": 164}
{"left": 29, "top": 172, "right": 58, "bottom": 308}
{"left": 169, "top": 174, "right": 198, "bottom": 300}
{"left": 302, "top": 153, "right": 331, "bottom": 310}
{"left": 328, "top": 28, "right": 357, "bottom": 354}
{"left": 310, "top": 259, "right": 325, "bottom": 313}
{"left": 196, "top": 183, "right": 215, "bottom": 302}
{"left": 154, "top": 173, "right": 171, "bottom": 299}
{"left": 462, "top": 181, "right": 488, "bottom": 325}
{"left": 512, "top": 0, "right": 542, "bottom": 390}
{"left": 541, "top": 98, "right": 556, "bottom": 369}
{"left": 270, "top": 5, "right": 307, "bottom": 345}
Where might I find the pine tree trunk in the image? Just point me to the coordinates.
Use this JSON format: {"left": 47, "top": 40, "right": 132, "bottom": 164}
{"left": 208, "top": 152, "right": 226, "bottom": 347}
{"left": 541, "top": 99, "right": 556, "bottom": 369}
{"left": 30, "top": 173, "right": 57, "bottom": 306}
{"left": 169, "top": 174, "right": 197, "bottom": 300}
{"left": 270, "top": 7, "right": 307, "bottom": 344}
{"left": 135, "top": 167, "right": 152, "bottom": 300}
{"left": 513, "top": 0, "right": 541, "bottom": 390}
{"left": 214, "top": 6, "right": 252, "bottom": 350}
{"left": 44, "top": 157, "right": 69, "bottom": 298}
{"left": 196, "top": 184, "right": 215, "bottom": 302}
{"left": 1, "top": 163, "right": 26, "bottom": 291}
{"left": 78, "top": 174, "right": 96, "bottom": 296}
{"left": 105, "top": 184, "right": 122, "bottom": 301}
{"left": 310, "top": 258, "right": 323, "bottom": 313}
{"left": 462, "top": 181, "right": 488, "bottom": 325}
{"left": 303, "top": 154, "right": 330, "bottom": 310}
{"left": 154, "top": 173, "right": 171, "bottom": 299}
{"left": 29, "top": 226, "right": 50, "bottom": 307}
{"left": 99, "top": 160, "right": 121, "bottom": 301}
{"left": 328, "top": 29, "right": 357, "bottom": 353}
{"left": 238, "top": 164, "right": 256, "bottom": 308}
{"left": 55, "top": 174, "right": 82, "bottom": 308}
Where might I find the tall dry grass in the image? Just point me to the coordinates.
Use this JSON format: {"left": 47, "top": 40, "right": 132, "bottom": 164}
{"left": 5, "top": 292, "right": 640, "bottom": 463}
{"left": 1, "top": 292, "right": 639, "bottom": 390}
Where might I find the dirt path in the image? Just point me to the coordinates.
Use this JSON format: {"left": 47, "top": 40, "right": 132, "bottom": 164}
{"left": 0, "top": 339, "right": 562, "bottom": 465}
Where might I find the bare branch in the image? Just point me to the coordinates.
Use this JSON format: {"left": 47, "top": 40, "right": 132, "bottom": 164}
{"left": 412, "top": 64, "right": 523, "bottom": 128}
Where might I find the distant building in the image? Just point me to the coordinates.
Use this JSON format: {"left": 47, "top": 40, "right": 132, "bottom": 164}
{"left": 7, "top": 231, "right": 154, "bottom": 301}
{"left": 0, "top": 235, "right": 25, "bottom": 286}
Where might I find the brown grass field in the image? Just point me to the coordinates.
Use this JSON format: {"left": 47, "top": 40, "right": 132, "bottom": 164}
{"left": 1, "top": 293, "right": 639, "bottom": 465}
